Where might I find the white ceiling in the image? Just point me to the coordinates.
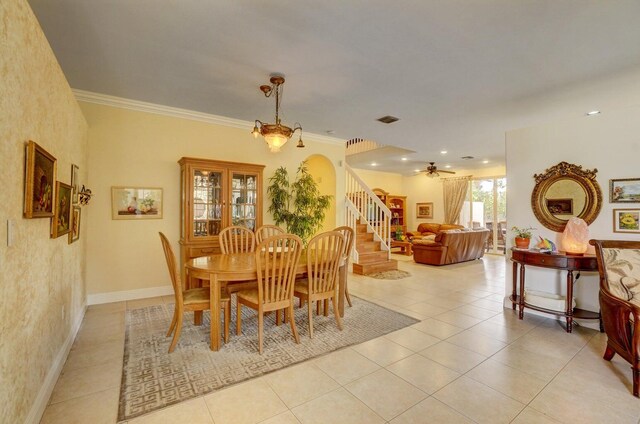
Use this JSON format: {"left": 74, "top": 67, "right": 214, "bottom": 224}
{"left": 28, "top": 0, "right": 640, "bottom": 173}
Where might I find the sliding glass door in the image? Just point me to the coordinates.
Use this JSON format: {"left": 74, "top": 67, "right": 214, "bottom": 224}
{"left": 460, "top": 176, "right": 507, "bottom": 255}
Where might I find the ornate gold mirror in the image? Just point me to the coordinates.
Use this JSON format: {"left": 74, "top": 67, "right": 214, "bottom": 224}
{"left": 531, "top": 162, "right": 602, "bottom": 232}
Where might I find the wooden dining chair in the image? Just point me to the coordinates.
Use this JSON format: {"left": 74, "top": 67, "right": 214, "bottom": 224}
{"left": 294, "top": 231, "right": 345, "bottom": 337}
{"left": 159, "top": 232, "right": 231, "bottom": 352}
{"left": 236, "top": 234, "right": 303, "bottom": 354}
{"left": 334, "top": 225, "right": 355, "bottom": 307}
{"left": 219, "top": 225, "right": 255, "bottom": 254}
{"left": 591, "top": 239, "right": 640, "bottom": 396}
{"left": 255, "top": 224, "right": 286, "bottom": 244}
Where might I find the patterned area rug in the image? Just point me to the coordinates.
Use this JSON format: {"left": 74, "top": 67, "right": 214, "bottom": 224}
{"left": 366, "top": 270, "right": 412, "bottom": 280}
{"left": 118, "top": 296, "right": 418, "bottom": 421}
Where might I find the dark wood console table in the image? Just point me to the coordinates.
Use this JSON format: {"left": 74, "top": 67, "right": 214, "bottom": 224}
{"left": 510, "top": 248, "right": 600, "bottom": 333}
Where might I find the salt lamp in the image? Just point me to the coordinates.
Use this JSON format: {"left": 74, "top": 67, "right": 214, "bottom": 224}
{"left": 561, "top": 217, "right": 589, "bottom": 255}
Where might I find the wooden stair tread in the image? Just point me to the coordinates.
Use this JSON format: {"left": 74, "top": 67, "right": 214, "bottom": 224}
{"left": 353, "top": 259, "right": 398, "bottom": 275}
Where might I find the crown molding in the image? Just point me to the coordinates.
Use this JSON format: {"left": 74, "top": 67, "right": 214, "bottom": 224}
{"left": 72, "top": 89, "right": 344, "bottom": 146}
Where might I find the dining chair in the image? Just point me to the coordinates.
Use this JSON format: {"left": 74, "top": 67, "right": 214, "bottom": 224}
{"left": 159, "top": 232, "right": 231, "bottom": 352}
{"left": 294, "top": 231, "right": 345, "bottom": 337}
{"left": 255, "top": 224, "right": 286, "bottom": 244}
{"left": 219, "top": 225, "right": 255, "bottom": 254}
{"left": 591, "top": 239, "right": 640, "bottom": 396}
{"left": 236, "top": 234, "right": 303, "bottom": 354}
{"left": 334, "top": 225, "right": 355, "bottom": 308}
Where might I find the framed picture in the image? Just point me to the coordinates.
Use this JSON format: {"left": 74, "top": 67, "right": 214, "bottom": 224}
{"left": 416, "top": 202, "right": 434, "bottom": 219}
{"left": 24, "top": 140, "right": 57, "bottom": 218}
{"left": 51, "top": 181, "right": 72, "bottom": 238}
{"left": 613, "top": 209, "right": 640, "bottom": 233}
{"left": 71, "top": 164, "right": 79, "bottom": 204}
{"left": 68, "top": 206, "right": 81, "bottom": 244}
{"left": 610, "top": 179, "right": 640, "bottom": 203}
{"left": 546, "top": 198, "right": 573, "bottom": 215}
{"left": 111, "top": 187, "right": 163, "bottom": 220}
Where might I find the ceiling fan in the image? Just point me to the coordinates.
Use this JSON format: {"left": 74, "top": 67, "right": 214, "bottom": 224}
{"left": 421, "top": 162, "right": 456, "bottom": 177}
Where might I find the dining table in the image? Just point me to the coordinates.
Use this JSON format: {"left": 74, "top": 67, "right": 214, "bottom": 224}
{"left": 186, "top": 251, "right": 347, "bottom": 351}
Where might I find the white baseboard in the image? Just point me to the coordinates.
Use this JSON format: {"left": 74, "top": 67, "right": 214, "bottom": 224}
{"left": 26, "top": 304, "right": 86, "bottom": 424}
{"left": 87, "top": 285, "right": 173, "bottom": 305}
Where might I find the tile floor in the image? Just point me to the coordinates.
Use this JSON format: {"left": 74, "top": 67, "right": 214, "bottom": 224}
{"left": 40, "top": 255, "right": 640, "bottom": 424}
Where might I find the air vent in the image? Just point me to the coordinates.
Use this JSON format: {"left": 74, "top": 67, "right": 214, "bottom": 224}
{"left": 461, "top": 156, "right": 474, "bottom": 160}
{"left": 377, "top": 115, "right": 399, "bottom": 124}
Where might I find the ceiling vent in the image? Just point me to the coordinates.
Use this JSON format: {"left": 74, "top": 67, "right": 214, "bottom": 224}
{"left": 377, "top": 115, "right": 399, "bottom": 124}
{"left": 461, "top": 156, "right": 474, "bottom": 160}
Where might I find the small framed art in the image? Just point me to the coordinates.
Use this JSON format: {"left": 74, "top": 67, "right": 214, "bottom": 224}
{"left": 546, "top": 198, "right": 573, "bottom": 215}
{"left": 68, "top": 206, "right": 81, "bottom": 243}
{"left": 71, "top": 164, "right": 79, "bottom": 204}
{"left": 52, "top": 181, "right": 72, "bottom": 238}
{"left": 613, "top": 209, "right": 640, "bottom": 233}
{"left": 24, "top": 140, "right": 57, "bottom": 218}
{"left": 111, "top": 187, "right": 163, "bottom": 220}
{"left": 416, "top": 202, "right": 434, "bottom": 219}
{"left": 610, "top": 179, "right": 640, "bottom": 203}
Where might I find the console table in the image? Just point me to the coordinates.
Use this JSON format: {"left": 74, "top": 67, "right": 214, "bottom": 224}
{"left": 510, "top": 248, "right": 600, "bottom": 333}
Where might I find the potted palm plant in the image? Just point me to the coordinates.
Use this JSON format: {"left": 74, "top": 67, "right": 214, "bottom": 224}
{"left": 511, "top": 226, "right": 535, "bottom": 249}
{"left": 267, "top": 162, "right": 332, "bottom": 245}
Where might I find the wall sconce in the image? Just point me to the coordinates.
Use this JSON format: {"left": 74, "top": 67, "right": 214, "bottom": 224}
{"left": 78, "top": 185, "right": 92, "bottom": 206}
{"left": 562, "top": 217, "right": 589, "bottom": 255}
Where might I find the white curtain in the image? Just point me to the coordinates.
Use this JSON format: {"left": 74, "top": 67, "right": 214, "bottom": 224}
{"left": 443, "top": 176, "right": 470, "bottom": 225}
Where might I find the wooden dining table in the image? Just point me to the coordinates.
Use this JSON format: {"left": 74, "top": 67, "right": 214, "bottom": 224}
{"left": 186, "top": 251, "right": 347, "bottom": 351}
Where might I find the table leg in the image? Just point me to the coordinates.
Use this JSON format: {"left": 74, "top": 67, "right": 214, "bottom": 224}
{"left": 338, "top": 264, "right": 346, "bottom": 318}
{"left": 518, "top": 264, "right": 525, "bottom": 319}
{"left": 210, "top": 273, "right": 221, "bottom": 351}
{"left": 512, "top": 261, "right": 518, "bottom": 310}
{"left": 566, "top": 270, "right": 574, "bottom": 333}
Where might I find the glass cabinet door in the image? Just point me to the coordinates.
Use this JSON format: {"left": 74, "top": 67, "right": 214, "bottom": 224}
{"left": 231, "top": 172, "right": 258, "bottom": 231}
{"left": 192, "top": 169, "right": 224, "bottom": 237}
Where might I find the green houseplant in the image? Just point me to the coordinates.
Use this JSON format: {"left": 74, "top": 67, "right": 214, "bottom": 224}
{"left": 267, "top": 162, "right": 332, "bottom": 244}
{"left": 511, "top": 226, "right": 535, "bottom": 249}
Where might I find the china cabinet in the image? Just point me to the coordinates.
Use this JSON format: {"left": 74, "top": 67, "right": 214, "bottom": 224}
{"left": 178, "top": 157, "right": 264, "bottom": 282}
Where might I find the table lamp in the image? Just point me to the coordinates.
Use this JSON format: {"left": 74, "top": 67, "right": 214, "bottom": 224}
{"left": 562, "top": 217, "right": 589, "bottom": 255}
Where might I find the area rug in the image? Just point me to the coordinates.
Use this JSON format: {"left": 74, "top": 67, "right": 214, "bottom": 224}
{"left": 118, "top": 296, "right": 418, "bottom": 421}
{"left": 366, "top": 270, "right": 412, "bottom": 280}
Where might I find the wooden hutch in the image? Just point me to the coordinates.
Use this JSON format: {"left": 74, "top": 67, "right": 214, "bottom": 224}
{"left": 178, "top": 157, "right": 264, "bottom": 282}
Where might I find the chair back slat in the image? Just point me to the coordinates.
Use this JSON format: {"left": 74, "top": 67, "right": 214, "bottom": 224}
{"left": 255, "top": 225, "right": 286, "bottom": 245}
{"left": 159, "top": 232, "right": 183, "bottom": 305}
{"left": 256, "top": 234, "right": 303, "bottom": 305}
{"left": 333, "top": 226, "right": 355, "bottom": 265}
{"left": 307, "top": 231, "right": 345, "bottom": 296}
{"left": 219, "top": 225, "right": 255, "bottom": 254}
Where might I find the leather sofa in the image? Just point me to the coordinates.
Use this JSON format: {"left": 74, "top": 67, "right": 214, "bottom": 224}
{"left": 412, "top": 229, "right": 490, "bottom": 266}
{"left": 407, "top": 223, "right": 464, "bottom": 240}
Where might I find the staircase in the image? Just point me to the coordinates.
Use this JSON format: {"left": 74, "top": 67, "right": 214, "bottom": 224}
{"left": 345, "top": 164, "right": 398, "bottom": 275}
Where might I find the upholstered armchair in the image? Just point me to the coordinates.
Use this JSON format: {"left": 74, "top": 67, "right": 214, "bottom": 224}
{"left": 591, "top": 239, "right": 640, "bottom": 397}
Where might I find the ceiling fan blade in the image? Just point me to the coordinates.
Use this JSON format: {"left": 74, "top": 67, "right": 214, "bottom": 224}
{"left": 439, "top": 170, "right": 456, "bottom": 174}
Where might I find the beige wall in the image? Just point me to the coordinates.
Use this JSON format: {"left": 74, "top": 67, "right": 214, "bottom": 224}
{"left": 0, "top": 1, "right": 88, "bottom": 422}
{"left": 80, "top": 102, "right": 345, "bottom": 300}
{"left": 506, "top": 105, "right": 640, "bottom": 324}
{"left": 306, "top": 154, "right": 337, "bottom": 233}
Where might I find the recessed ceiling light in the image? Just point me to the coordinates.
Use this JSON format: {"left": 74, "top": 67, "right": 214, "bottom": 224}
{"left": 414, "top": 169, "right": 420, "bottom": 173}
{"left": 371, "top": 162, "right": 378, "bottom": 167}
{"left": 444, "top": 165, "right": 451, "bottom": 168}
{"left": 482, "top": 160, "right": 489, "bottom": 164}
{"left": 401, "top": 157, "right": 408, "bottom": 161}
{"left": 440, "top": 150, "right": 448, "bottom": 155}
{"left": 586, "top": 110, "right": 601, "bottom": 116}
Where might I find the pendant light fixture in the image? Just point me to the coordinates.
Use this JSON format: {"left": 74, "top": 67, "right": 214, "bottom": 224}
{"left": 252, "top": 74, "right": 304, "bottom": 152}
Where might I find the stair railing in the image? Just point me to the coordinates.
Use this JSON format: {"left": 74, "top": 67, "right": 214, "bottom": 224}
{"left": 345, "top": 164, "right": 391, "bottom": 259}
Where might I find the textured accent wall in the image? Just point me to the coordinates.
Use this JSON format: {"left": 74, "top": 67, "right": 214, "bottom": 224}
{"left": 0, "top": 1, "right": 88, "bottom": 423}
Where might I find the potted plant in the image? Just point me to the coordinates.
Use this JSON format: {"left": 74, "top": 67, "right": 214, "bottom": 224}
{"left": 511, "top": 226, "right": 535, "bottom": 249}
{"left": 267, "top": 162, "right": 332, "bottom": 245}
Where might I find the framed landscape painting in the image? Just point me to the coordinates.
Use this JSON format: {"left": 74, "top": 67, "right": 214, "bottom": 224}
{"left": 613, "top": 209, "right": 640, "bottom": 233}
{"left": 416, "top": 202, "right": 434, "bottom": 219}
{"left": 111, "top": 187, "right": 163, "bottom": 220}
{"left": 611, "top": 178, "right": 640, "bottom": 203}
{"left": 24, "top": 140, "right": 57, "bottom": 218}
{"left": 52, "top": 181, "right": 72, "bottom": 238}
